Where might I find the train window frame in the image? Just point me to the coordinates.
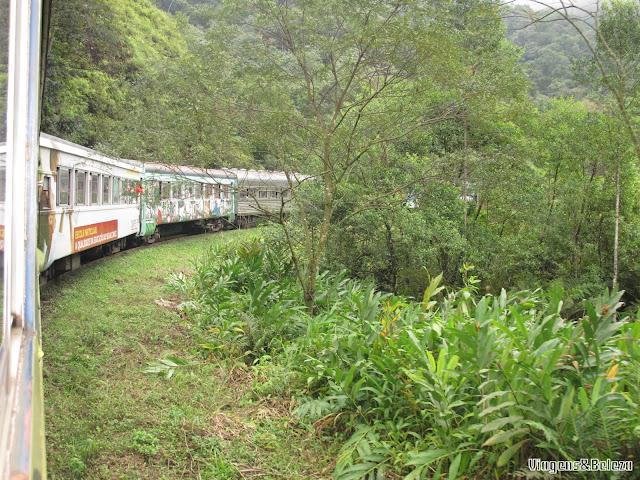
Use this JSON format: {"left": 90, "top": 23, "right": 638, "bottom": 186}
{"left": 0, "top": 166, "right": 5, "bottom": 201}
{"left": 159, "top": 181, "right": 169, "bottom": 200}
{"left": 258, "top": 190, "right": 268, "bottom": 199}
{"left": 39, "top": 175, "right": 51, "bottom": 210}
{"left": 113, "top": 177, "right": 120, "bottom": 205}
{"left": 223, "top": 185, "right": 230, "bottom": 199}
{"left": 75, "top": 170, "right": 87, "bottom": 206}
{"left": 102, "top": 175, "right": 111, "bottom": 204}
{"left": 57, "top": 167, "right": 70, "bottom": 206}
{"left": 90, "top": 173, "right": 99, "bottom": 205}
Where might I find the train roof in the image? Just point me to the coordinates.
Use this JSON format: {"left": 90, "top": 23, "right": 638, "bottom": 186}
{"left": 231, "top": 168, "right": 305, "bottom": 189}
{"left": 39, "top": 133, "right": 144, "bottom": 171}
{"left": 144, "top": 162, "right": 237, "bottom": 181}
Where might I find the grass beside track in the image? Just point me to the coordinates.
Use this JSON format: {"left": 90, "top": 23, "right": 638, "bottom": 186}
{"left": 42, "top": 230, "right": 338, "bottom": 480}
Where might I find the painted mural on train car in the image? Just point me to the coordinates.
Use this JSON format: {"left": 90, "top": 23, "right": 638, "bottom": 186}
{"left": 140, "top": 163, "right": 237, "bottom": 237}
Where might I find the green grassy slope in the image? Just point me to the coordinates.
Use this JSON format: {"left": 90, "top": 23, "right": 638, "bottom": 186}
{"left": 42, "top": 230, "right": 338, "bottom": 480}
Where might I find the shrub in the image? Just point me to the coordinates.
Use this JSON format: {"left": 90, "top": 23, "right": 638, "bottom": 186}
{"left": 185, "top": 240, "right": 640, "bottom": 479}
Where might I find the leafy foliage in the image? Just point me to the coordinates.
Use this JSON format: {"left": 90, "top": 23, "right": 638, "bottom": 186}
{"left": 187, "top": 240, "right": 640, "bottom": 479}
{"left": 183, "top": 238, "right": 310, "bottom": 360}
{"left": 42, "top": 0, "right": 187, "bottom": 147}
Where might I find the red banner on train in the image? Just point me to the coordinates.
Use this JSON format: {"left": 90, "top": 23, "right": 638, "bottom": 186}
{"left": 73, "top": 220, "right": 118, "bottom": 252}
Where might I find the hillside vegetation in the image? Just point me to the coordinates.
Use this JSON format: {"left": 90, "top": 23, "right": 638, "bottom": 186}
{"left": 506, "top": 5, "right": 595, "bottom": 101}
{"left": 42, "top": 231, "right": 339, "bottom": 480}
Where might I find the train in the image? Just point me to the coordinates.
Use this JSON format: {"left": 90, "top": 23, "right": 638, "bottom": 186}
{"left": 30, "top": 133, "right": 295, "bottom": 280}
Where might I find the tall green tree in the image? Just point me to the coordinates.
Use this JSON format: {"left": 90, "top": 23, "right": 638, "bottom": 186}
{"left": 218, "top": 0, "right": 525, "bottom": 310}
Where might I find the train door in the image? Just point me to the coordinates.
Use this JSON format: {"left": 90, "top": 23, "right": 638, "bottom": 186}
{"left": 0, "top": 0, "right": 49, "bottom": 478}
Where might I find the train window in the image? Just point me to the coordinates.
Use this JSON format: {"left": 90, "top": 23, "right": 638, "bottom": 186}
{"left": 258, "top": 190, "right": 268, "bottom": 199}
{"left": 39, "top": 176, "right": 51, "bottom": 210}
{"left": 239, "top": 189, "right": 248, "bottom": 198}
{"left": 126, "top": 180, "right": 136, "bottom": 204}
{"left": 113, "top": 177, "right": 120, "bottom": 204}
{"left": 90, "top": 173, "right": 99, "bottom": 205}
{"left": 270, "top": 191, "right": 279, "bottom": 199}
{"left": 0, "top": 165, "right": 5, "bottom": 200}
{"left": 128, "top": 180, "right": 136, "bottom": 204}
{"left": 223, "top": 185, "right": 230, "bottom": 199}
{"left": 121, "top": 179, "right": 129, "bottom": 204}
{"left": 57, "top": 167, "right": 70, "bottom": 206}
{"left": 214, "top": 185, "right": 220, "bottom": 199}
{"left": 136, "top": 181, "right": 143, "bottom": 204}
{"left": 121, "top": 179, "right": 132, "bottom": 204}
{"left": 150, "top": 181, "right": 159, "bottom": 200}
{"left": 205, "top": 184, "right": 213, "bottom": 197}
{"left": 75, "top": 171, "right": 86, "bottom": 205}
{"left": 103, "top": 175, "right": 111, "bottom": 204}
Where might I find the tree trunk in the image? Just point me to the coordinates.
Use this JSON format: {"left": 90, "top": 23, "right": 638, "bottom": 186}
{"left": 613, "top": 156, "right": 620, "bottom": 288}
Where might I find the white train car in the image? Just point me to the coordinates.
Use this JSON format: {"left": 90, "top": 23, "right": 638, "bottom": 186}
{"left": 232, "top": 169, "right": 296, "bottom": 227}
{"left": 38, "top": 134, "right": 144, "bottom": 276}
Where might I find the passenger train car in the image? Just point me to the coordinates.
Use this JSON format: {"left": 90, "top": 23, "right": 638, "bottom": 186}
{"left": 233, "top": 168, "right": 298, "bottom": 228}
{"left": 38, "top": 134, "right": 145, "bottom": 276}
{"left": 141, "top": 162, "right": 237, "bottom": 239}
{"left": 3, "top": 132, "right": 295, "bottom": 282}
{"left": 36, "top": 136, "right": 240, "bottom": 279}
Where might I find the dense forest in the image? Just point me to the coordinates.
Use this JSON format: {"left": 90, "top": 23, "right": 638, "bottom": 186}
{"left": 38, "top": 0, "right": 640, "bottom": 478}
{"left": 505, "top": 5, "right": 595, "bottom": 101}
{"left": 41, "top": 0, "right": 640, "bottom": 306}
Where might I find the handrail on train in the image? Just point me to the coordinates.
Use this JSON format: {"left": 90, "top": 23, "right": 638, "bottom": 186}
{"left": 0, "top": 0, "right": 49, "bottom": 478}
